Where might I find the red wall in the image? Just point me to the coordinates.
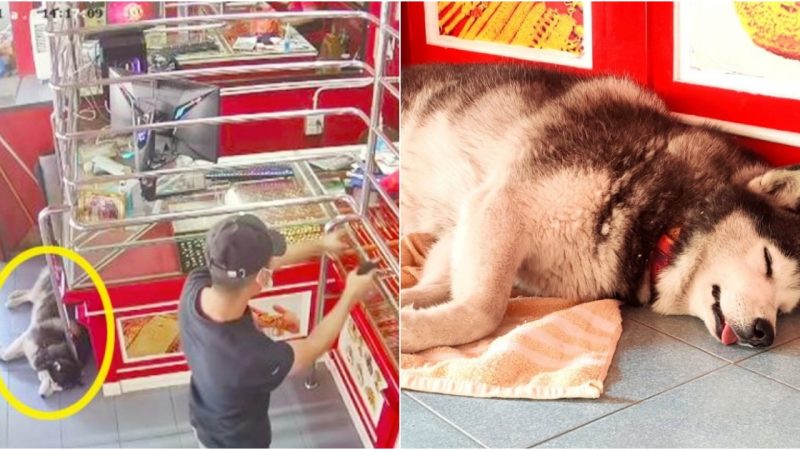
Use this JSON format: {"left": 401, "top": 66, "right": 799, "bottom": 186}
{"left": 10, "top": 2, "right": 36, "bottom": 76}
{"left": 401, "top": 1, "right": 800, "bottom": 166}
{"left": 220, "top": 86, "right": 372, "bottom": 154}
{"left": 0, "top": 105, "right": 53, "bottom": 259}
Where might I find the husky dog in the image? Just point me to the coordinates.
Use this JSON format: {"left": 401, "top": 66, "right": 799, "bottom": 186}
{"left": 1, "top": 268, "right": 83, "bottom": 397}
{"left": 400, "top": 64, "right": 800, "bottom": 353}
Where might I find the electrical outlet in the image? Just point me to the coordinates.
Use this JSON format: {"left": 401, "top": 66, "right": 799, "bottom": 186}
{"left": 305, "top": 114, "right": 324, "bottom": 136}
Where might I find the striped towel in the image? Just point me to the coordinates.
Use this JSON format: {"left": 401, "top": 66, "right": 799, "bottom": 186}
{"left": 400, "top": 234, "right": 623, "bottom": 400}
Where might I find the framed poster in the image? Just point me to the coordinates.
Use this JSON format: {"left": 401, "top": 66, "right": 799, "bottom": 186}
{"left": 424, "top": 1, "right": 592, "bottom": 69}
{"left": 337, "top": 316, "right": 387, "bottom": 427}
{"left": 249, "top": 290, "right": 312, "bottom": 341}
{"left": 648, "top": 2, "right": 800, "bottom": 162}
{"left": 675, "top": 2, "right": 800, "bottom": 100}
{"left": 118, "top": 311, "right": 182, "bottom": 363}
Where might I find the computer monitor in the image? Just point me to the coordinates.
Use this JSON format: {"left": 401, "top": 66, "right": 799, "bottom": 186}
{"left": 108, "top": 67, "right": 220, "bottom": 172}
{"left": 95, "top": 29, "right": 148, "bottom": 101}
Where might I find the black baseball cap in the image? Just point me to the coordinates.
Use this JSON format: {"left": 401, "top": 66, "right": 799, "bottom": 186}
{"left": 205, "top": 214, "right": 287, "bottom": 280}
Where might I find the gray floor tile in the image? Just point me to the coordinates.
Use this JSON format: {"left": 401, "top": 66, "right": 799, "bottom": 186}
{"left": 114, "top": 388, "right": 178, "bottom": 442}
{"left": 0, "top": 271, "right": 17, "bottom": 339}
{"left": 1, "top": 290, "right": 34, "bottom": 362}
{"left": 0, "top": 274, "right": 31, "bottom": 372}
{"left": 290, "top": 393, "right": 361, "bottom": 448}
{"left": 405, "top": 320, "right": 726, "bottom": 448}
{"left": 5, "top": 369, "right": 62, "bottom": 447}
{"left": 271, "top": 412, "right": 307, "bottom": 449}
{"left": 84, "top": 443, "right": 121, "bottom": 449}
{"left": 280, "top": 366, "right": 362, "bottom": 448}
{"left": 6, "top": 303, "right": 32, "bottom": 345}
{"left": 0, "top": 368, "right": 7, "bottom": 448}
{"left": 13, "top": 258, "right": 46, "bottom": 287}
{"left": 60, "top": 381, "right": 120, "bottom": 448}
{"left": 160, "top": 365, "right": 360, "bottom": 448}
{"left": 537, "top": 365, "right": 800, "bottom": 448}
{"left": 170, "top": 385, "right": 191, "bottom": 432}
{"left": 400, "top": 394, "right": 483, "bottom": 449}
{"left": 179, "top": 432, "right": 200, "bottom": 449}
{"left": 603, "top": 321, "right": 727, "bottom": 401}
{"left": 739, "top": 337, "right": 800, "bottom": 389}
{"left": 624, "top": 306, "right": 800, "bottom": 362}
{"left": 120, "top": 433, "right": 184, "bottom": 448}
{"left": 409, "top": 390, "right": 625, "bottom": 448}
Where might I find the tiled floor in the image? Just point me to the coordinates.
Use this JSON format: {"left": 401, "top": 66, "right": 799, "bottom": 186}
{"left": 402, "top": 305, "right": 800, "bottom": 448}
{"left": 0, "top": 260, "right": 362, "bottom": 448}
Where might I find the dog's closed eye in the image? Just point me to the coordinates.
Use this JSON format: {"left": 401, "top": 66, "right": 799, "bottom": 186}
{"left": 764, "top": 247, "right": 773, "bottom": 278}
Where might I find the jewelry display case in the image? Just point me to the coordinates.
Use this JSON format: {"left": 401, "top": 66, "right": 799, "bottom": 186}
{"left": 41, "top": 2, "right": 399, "bottom": 447}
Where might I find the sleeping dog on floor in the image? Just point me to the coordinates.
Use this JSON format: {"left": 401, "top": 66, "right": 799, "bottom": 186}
{"left": 400, "top": 64, "right": 800, "bottom": 353}
{"left": 1, "top": 268, "right": 83, "bottom": 397}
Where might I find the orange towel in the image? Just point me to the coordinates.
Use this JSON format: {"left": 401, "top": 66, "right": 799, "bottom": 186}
{"left": 400, "top": 234, "right": 623, "bottom": 399}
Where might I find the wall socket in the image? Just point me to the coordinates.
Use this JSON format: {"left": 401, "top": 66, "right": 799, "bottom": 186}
{"left": 305, "top": 114, "right": 324, "bottom": 136}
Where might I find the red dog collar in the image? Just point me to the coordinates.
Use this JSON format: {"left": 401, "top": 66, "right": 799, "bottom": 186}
{"left": 650, "top": 226, "right": 681, "bottom": 286}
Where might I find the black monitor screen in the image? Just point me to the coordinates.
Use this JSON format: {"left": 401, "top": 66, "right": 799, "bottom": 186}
{"left": 108, "top": 68, "right": 220, "bottom": 172}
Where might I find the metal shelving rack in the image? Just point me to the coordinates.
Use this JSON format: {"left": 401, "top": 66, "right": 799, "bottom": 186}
{"left": 39, "top": 2, "right": 399, "bottom": 395}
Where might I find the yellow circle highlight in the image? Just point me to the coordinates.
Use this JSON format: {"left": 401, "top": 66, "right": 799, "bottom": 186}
{"left": 0, "top": 246, "right": 115, "bottom": 421}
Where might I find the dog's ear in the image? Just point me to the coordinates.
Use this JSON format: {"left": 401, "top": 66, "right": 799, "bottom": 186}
{"left": 747, "top": 166, "right": 800, "bottom": 213}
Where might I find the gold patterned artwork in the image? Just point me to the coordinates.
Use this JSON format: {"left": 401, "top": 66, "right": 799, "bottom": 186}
{"left": 735, "top": 2, "right": 800, "bottom": 61}
{"left": 121, "top": 313, "right": 181, "bottom": 360}
{"left": 436, "top": 1, "right": 585, "bottom": 55}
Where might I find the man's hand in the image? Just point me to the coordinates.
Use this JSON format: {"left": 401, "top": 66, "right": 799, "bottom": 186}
{"left": 270, "top": 229, "right": 350, "bottom": 269}
{"left": 287, "top": 263, "right": 378, "bottom": 376}
{"left": 341, "top": 265, "right": 378, "bottom": 309}
{"left": 322, "top": 229, "right": 350, "bottom": 256}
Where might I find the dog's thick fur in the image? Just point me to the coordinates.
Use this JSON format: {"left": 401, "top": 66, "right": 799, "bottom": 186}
{"left": 401, "top": 64, "right": 800, "bottom": 353}
{"left": 1, "top": 268, "right": 83, "bottom": 397}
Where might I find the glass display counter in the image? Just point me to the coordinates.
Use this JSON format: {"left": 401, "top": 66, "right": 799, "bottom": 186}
{"left": 43, "top": 2, "right": 398, "bottom": 446}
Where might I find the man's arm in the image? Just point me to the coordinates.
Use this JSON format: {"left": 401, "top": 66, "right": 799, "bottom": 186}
{"left": 269, "top": 229, "right": 348, "bottom": 270}
{"left": 287, "top": 266, "right": 376, "bottom": 376}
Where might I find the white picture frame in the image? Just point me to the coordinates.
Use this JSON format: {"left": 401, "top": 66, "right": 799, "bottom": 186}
{"left": 424, "top": 2, "right": 593, "bottom": 69}
{"left": 675, "top": 2, "right": 800, "bottom": 100}
{"left": 337, "top": 316, "right": 387, "bottom": 427}
{"left": 249, "top": 290, "right": 312, "bottom": 341}
{"left": 118, "top": 311, "right": 183, "bottom": 364}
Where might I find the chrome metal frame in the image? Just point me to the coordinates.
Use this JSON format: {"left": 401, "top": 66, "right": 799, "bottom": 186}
{"left": 44, "top": 2, "right": 399, "bottom": 395}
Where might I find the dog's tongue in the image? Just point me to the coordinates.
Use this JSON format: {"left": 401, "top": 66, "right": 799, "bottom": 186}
{"left": 721, "top": 323, "right": 738, "bottom": 345}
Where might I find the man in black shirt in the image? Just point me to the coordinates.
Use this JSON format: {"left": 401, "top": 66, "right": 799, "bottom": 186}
{"left": 178, "top": 214, "right": 376, "bottom": 448}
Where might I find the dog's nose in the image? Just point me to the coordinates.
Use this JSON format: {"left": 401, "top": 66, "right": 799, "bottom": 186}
{"left": 743, "top": 318, "right": 774, "bottom": 347}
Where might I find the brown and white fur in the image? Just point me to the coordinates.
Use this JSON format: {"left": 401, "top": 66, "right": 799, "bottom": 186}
{"left": 1, "top": 268, "right": 83, "bottom": 397}
{"left": 400, "top": 64, "right": 800, "bottom": 353}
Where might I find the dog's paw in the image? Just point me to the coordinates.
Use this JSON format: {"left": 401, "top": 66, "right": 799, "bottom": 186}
{"left": 399, "top": 287, "right": 415, "bottom": 308}
{"left": 748, "top": 165, "right": 800, "bottom": 212}
{"left": 400, "top": 308, "right": 433, "bottom": 354}
{"left": 399, "top": 284, "right": 451, "bottom": 309}
{"left": 5, "top": 290, "right": 29, "bottom": 309}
